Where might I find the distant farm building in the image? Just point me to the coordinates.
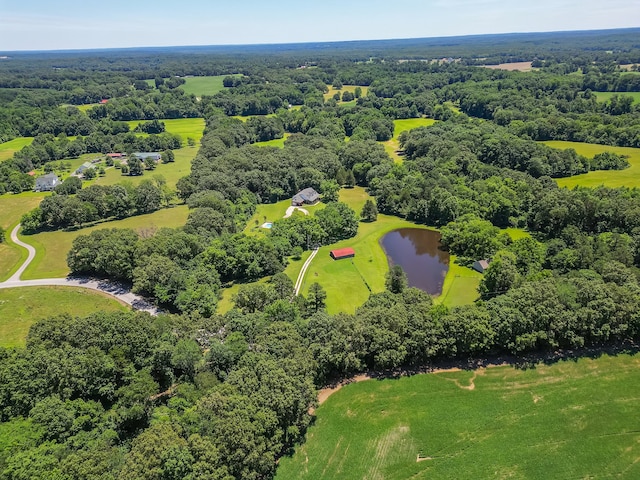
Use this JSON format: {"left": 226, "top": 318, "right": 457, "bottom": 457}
{"left": 132, "top": 152, "right": 161, "bottom": 162}
{"left": 99, "top": 99, "right": 109, "bottom": 104}
{"left": 292, "top": 187, "right": 320, "bottom": 206}
{"left": 106, "top": 153, "right": 125, "bottom": 159}
{"left": 330, "top": 247, "right": 355, "bottom": 260}
{"left": 35, "top": 173, "right": 59, "bottom": 192}
{"left": 75, "top": 161, "right": 94, "bottom": 175}
{"left": 472, "top": 259, "right": 490, "bottom": 273}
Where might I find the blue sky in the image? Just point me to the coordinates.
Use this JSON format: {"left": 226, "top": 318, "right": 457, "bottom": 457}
{"left": 0, "top": 0, "right": 638, "bottom": 51}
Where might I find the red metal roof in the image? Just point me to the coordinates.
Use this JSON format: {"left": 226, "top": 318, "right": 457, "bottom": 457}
{"left": 330, "top": 247, "right": 355, "bottom": 258}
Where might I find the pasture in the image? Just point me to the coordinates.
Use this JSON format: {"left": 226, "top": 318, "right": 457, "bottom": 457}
{"left": 544, "top": 141, "right": 640, "bottom": 188}
{"left": 19, "top": 205, "right": 190, "bottom": 279}
{"left": 382, "top": 118, "right": 437, "bottom": 162}
{"left": 179, "top": 75, "right": 240, "bottom": 96}
{"left": 0, "top": 286, "right": 127, "bottom": 348}
{"left": 0, "top": 137, "right": 34, "bottom": 162}
{"left": 254, "top": 133, "right": 290, "bottom": 148}
{"left": 276, "top": 353, "right": 640, "bottom": 480}
{"left": 594, "top": 91, "right": 640, "bottom": 104}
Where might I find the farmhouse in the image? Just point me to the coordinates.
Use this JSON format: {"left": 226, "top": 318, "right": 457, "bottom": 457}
{"left": 330, "top": 247, "right": 355, "bottom": 260}
{"left": 132, "top": 152, "right": 161, "bottom": 162}
{"left": 34, "top": 173, "right": 59, "bottom": 192}
{"left": 292, "top": 187, "right": 320, "bottom": 206}
{"left": 472, "top": 259, "right": 490, "bottom": 273}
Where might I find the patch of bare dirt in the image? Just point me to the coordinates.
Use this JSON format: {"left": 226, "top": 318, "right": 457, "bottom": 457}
{"left": 482, "top": 61, "right": 533, "bottom": 71}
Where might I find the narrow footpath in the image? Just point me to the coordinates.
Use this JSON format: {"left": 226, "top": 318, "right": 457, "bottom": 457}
{"left": 0, "top": 224, "right": 159, "bottom": 315}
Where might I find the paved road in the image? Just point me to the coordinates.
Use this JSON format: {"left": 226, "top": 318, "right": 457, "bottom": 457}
{"left": 0, "top": 224, "right": 159, "bottom": 315}
{"left": 294, "top": 247, "right": 319, "bottom": 296}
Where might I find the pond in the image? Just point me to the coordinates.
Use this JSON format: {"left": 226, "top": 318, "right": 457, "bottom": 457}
{"left": 380, "top": 228, "right": 449, "bottom": 295}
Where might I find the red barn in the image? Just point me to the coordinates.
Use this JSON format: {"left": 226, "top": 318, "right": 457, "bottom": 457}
{"left": 330, "top": 247, "right": 355, "bottom": 260}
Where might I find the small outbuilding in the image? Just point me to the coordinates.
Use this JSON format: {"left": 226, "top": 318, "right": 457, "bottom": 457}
{"left": 132, "top": 152, "right": 161, "bottom": 162}
{"left": 75, "top": 161, "right": 94, "bottom": 175}
{"left": 34, "top": 173, "right": 60, "bottom": 192}
{"left": 472, "top": 259, "right": 490, "bottom": 273}
{"left": 330, "top": 247, "right": 355, "bottom": 260}
{"left": 292, "top": 187, "right": 320, "bottom": 206}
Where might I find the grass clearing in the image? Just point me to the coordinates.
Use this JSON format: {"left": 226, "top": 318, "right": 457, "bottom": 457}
{"left": 276, "top": 353, "right": 640, "bottom": 480}
{"left": 594, "top": 91, "right": 640, "bottom": 104}
{"left": 382, "top": 118, "right": 436, "bottom": 162}
{"left": 179, "top": 75, "right": 240, "bottom": 96}
{"left": 0, "top": 137, "right": 34, "bottom": 162}
{"left": 323, "top": 85, "right": 369, "bottom": 102}
{"left": 254, "top": 133, "right": 290, "bottom": 148}
{"left": 20, "top": 205, "right": 189, "bottom": 279}
{"left": 544, "top": 141, "right": 640, "bottom": 188}
{"left": 0, "top": 286, "right": 127, "bottom": 348}
{"left": 125, "top": 118, "right": 205, "bottom": 143}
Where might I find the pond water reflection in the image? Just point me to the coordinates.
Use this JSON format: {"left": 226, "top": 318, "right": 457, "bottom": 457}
{"left": 380, "top": 228, "right": 449, "bottom": 295}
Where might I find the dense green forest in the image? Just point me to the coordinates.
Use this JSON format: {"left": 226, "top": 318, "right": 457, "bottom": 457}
{"left": 2, "top": 29, "right": 640, "bottom": 479}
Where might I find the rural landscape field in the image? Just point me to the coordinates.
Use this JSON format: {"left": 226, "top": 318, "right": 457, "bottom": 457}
{"left": 0, "top": 8, "right": 640, "bottom": 480}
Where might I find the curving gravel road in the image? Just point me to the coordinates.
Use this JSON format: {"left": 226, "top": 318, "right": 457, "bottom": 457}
{"left": 1, "top": 224, "right": 159, "bottom": 315}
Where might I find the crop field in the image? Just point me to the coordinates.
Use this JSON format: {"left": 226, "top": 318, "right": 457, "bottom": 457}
{"left": 544, "top": 141, "right": 640, "bottom": 188}
{"left": 382, "top": 118, "right": 437, "bottom": 162}
{"left": 594, "top": 91, "right": 640, "bottom": 104}
{"left": 0, "top": 137, "right": 34, "bottom": 162}
{"left": 0, "top": 286, "right": 127, "bottom": 348}
{"left": 19, "top": 205, "right": 189, "bottom": 279}
{"left": 179, "top": 75, "right": 240, "bottom": 96}
{"left": 276, "top": 353, "right": 640, "bottom": 480}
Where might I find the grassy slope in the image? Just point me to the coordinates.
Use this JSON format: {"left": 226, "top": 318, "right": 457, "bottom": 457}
{"left": 254, "top": 133, "right": 290, "bottom": 148}
{"left": 544, "top": 141, "right": 640, "bottom": 188}
{"left": 382, "top": 118, "right": 437, "bottom": 162}
{"left": 0, "top": 137, "right": 34, "bottom": 162}
{"left": 125, "top": 118, "right": 205, "bottom": 143}
{"left": 594, "top": 91, "right": 640, "bottom": 104}
{"left": 277, "top": 353, "right": 640, "bottom": 480}
{"left": 20, "top": 205, "right": 189, "bottom": 279}
{"left": 0, "top": 286, "right": 127, "bottom": 348}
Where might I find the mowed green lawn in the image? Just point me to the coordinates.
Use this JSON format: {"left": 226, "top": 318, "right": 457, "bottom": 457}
{"left": 0, "top": 193, "right": 46, "bottom": 281}
{"left": 594, "top": 91, "right": 640, "bottom": 104}
{"left": 254, "top": 133, "right": 290, "bottom": 148}
{"left": 382, "top": 118, "right": 437, "bottom": 162}
{"left": 277, "top": 353, "right": 640, "bottom": 480}
{"left": 0, "top": 137, "right": 34, "bottom": 162}
{"left": 20, "top": 205, "right": 190, "bottom": 279}
{"left": 180, "top": 75, "right": 240, "bottom": 96}
{"left": 0, "top": 286, "right": 127, "bottom": 348}
{"left": 126, "top": 118, "right": 205, "bottom": 143}
{"left": 544, "top": 141, "right": 640, "bottom": 188}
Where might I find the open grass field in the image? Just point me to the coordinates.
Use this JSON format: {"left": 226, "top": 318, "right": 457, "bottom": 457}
{"left": 594, "top": 91, "right": 640, "bottom": 104}
{"left": 0, "top": 137, "right": 34, "bottom": 162}
{"left": 95, "top": 146, "right": 195, "bottom": 189}
{"left": 254, "top": 133, "right": 290, "bottom": 148}
{"left": 20, "top": 205, "right": 189, "bottom": 279}
{"left": 0, "top": 286, "right": 127, "bottom": 348}
{"left": 323, "top": 85, "right": 369, "bottom": 103}
{"left": 179, "top": 75, "right": 240, "bottom": 96}
{"left": 382, "top": 118, "right": 436, "bottom": 162}
{"left": 543, "top": 141, "right": 640, "bottom": 188}
{"left": 125, "top": 118, "right": 205, "bottom": 143}
{"left": 481, "top": 61, "right": 534, "bottom": 71}
{"left": 276, "top": 353, "right": 640, "bottom": 480}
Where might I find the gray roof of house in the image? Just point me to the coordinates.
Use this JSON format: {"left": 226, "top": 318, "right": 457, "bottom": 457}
{"left": 35, "top": 173, "right": 59, "bottom": 186}
{"left": 292, "top": 187, "right": 320, "bottom": 203}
